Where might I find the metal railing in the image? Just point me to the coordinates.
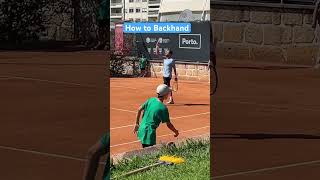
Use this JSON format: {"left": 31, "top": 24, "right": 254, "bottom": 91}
{"left": 211, "top": 0, "right": 316, "bottom": 9}
{"left": 148, "top": 11, "right": 159, "bottom": 15}
{"left": 111, "top": 2, "right": 123, "bottom": 7}
{"left": 148, "top": 0, "right": 161, "bottom": 4}
{"left": 111, "top": 13, "right": 123, "bottom": 17}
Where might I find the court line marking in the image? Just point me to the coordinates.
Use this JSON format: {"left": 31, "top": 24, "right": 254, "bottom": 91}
{"left": 111, "top": 124, "right": 134, "bottom": 130}
{"left": 110, "top": 110, "right": 210, "bottom": 130}
{"left": 0, "top": 145, "right": 105, "bottom": 165}
{"left": 110, "top": 85, "right": 138, "bottom": 90}
{"left": 110, "top": 126, "right": 209, "bottom": 148}
{"left": 111, "top": 108, "right": 136, "bottom": 113}
{"left": 217, "top": 100, "right": 320, "bottom": 112}
{"left": 110, "top": 80, "right": 210, "bottom": 90}
{"left": 111, "top": 85, "right": 209, "bottom": 91}
{"left": 1, "top": 75, "right": 97, "bottom": 88}
{"left": 172, "top": 112, "right": 210, "bottom": 120}
{"left": 111, "top": 79, "right": 210, "bottom": 85}
{"left": 212, "top": 159, "right": 320, "bottom": 179}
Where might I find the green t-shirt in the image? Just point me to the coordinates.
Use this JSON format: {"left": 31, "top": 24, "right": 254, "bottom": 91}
{"left": 139, "top": 57, "right": 147, "bottom": 69}
{"left": 138, "top": 97, "right": 170, "bottom": 145}
{"left": 101, "top": 133, "right": 110, "bottom": 180}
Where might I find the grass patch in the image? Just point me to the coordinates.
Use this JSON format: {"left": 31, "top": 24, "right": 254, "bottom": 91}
{"left": 111, "top": 139, "right": 210, "bottom": 180}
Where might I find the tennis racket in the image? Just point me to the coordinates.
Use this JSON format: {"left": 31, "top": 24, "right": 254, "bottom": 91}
{"left": 172, "top": 79, "right": 178, "bottom": 92}
{"left": 210, "top": 35, "right": 218, "bottom": 95}
{"left": 211, "top": 67, "right": 218, "bottom": 95}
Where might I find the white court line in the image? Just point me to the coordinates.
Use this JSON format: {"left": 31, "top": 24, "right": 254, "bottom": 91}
{"left": 220, "top": 100, "right": 320, "bottom": 112}
{"left": 110, "top": 85, "right": 138, "bottom": 90}
{"left": 111, "top": 108, "right": 136, "bottom": 113}
{"left": 111, "top": 124, "right": 135, "bottom": 130}
{"left": 111, "top": 107, "right": 209, "bottom": 118}
{"left": 212, "top": 159, "right": 320, "bottom": 179}
{"left": 110, "top": 126, "right": 209, "bottom": 148}
{"left": 110, "top": 79, "right": 210, "bottom": 90}
{"left": 1, "top": 75, "right": 97, "bottom": 88}
{"left": 172, "top": 112, "right": 210, "bottom": 120}
{"left": 111, "top": 79, "right": 210, "bottom": 85}
{"left": 110, "top": 111, "right": 210, "bottom": 130}
{"left": 0, "top": 145, "right": 105, "bottom": 165}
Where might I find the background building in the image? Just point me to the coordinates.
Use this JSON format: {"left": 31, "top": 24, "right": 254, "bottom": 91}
{"left": 147, "top": 0, "right": 161, "bottom": 22}
{"left": 110, "top": 0, "right": 209, "bottom": 28}
{"left": 124, "top": 0, "right": 149, "bottom": 22}
{"left": 110, "top": 0, "right": 124, "bottom": 29}
{"left": 110, "top": 0, "right": 161, "bottom": 29}
{"left": 159, "top": 0, "right": 210, "bottom": 22}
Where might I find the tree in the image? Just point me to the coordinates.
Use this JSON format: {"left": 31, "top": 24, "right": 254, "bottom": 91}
{"left": 0, "top": 0, "right": 47, "bottom": 43}
{"left": 0, "top": 0, "right": 102, "bottom": 47}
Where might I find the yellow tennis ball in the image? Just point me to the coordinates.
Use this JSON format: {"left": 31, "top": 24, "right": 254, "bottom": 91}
{"left": 159, "top": 155, "right": 185, "bottom": 164}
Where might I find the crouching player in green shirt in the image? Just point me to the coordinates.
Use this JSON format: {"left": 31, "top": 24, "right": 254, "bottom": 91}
{"left": 83, "top": 133, "right": 109, "bottom": 180}
{"left": 133, "top": 84, "right": 179, "bottom": 148}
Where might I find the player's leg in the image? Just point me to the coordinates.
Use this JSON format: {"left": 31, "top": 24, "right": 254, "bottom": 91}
{"left": 140, "top": 68, "right": 145, "bottom": 77}
{"left": 142, "top": 69, "right": 146, "bottom": 77}
{"left": 139, "top": 68, "right": 142, "bottom": 77}
{"left": 83, "top": 137, "right": 107, "bottom": 180}
{"left": 163, "top": 77, "right": 169, "bottom": 101}
{"left": 163, "top": 77, "right": 167, "bottom": 86}
{"left": 142, "top": 65, "right": 147, "bottom": 77}
{"left": 167, "top": 78, "right": 174, "bottom": 104}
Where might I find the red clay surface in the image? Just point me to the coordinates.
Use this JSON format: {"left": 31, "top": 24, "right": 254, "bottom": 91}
{"left": 212, "top": 60, "right": 320, "bottom": 180}
{"left": 110, "top": 78, "right": 210, "bottom": 155}
{"left": 0, "top": 51, "right": 108, "bottom": 180}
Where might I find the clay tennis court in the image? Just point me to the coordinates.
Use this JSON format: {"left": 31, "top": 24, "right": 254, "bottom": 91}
{"left": 0, "top": 51, "right": 107, "bottom": 180}
{"left": 110, "top": 77, "right": 210, "bottom": 155}
{"left": 212, "top": 60, "right": 320, "bottom": 179}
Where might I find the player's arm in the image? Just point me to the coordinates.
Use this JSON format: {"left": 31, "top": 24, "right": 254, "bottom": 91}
{"left": 136, "top": 105, "right": 144, "bottom": 125}
{"left": 173, "top": 61, "right": 178, "bottom": 80}
{"left": 161, "top": 108, "right": 178, "bottom": 137}
{"left": 133, "top": 105, "right": 144, "bottom": 133}
{"left": 166, "top": 122, "right": 179, "bottom": 137}
{"left": 83, "top": 140, "right": 107, "bottom": 180}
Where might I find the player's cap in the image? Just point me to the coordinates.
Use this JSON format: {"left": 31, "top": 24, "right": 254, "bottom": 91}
{"left": 156, "top": 84, "right": 171, "bottom": 97}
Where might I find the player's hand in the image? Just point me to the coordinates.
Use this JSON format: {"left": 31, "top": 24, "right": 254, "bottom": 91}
{"left": 174, "top": 130, "right": 179, "bottom": 137}
{"left": 133, "top": 124, "right": 139, "bottom": 134}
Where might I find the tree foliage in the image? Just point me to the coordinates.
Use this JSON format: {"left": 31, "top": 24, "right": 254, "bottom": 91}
{"left": 0, "top": 0, "right": 100, "bottom": 45}
{"left": 0, "top": 0, "right": 48, "bottom": 43}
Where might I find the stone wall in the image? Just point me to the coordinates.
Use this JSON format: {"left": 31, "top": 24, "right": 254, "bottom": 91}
{"left": 150, "top": 62, "right": 210, "bottom": 81}
{"left": 211, "top": 5, "right": 320, "bottom": 65}
{"left": 119, "top": 59, "right": 209, "bottom": 81}
{"left": 118, "top": 60, "right": 209, "bottom": 81}
{"left": 42, "top": 13, "right": 74, "bottom": 41}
